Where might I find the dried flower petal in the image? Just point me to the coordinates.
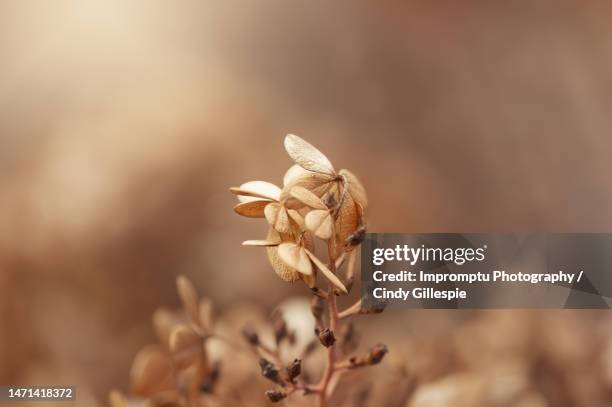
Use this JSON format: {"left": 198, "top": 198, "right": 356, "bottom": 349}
{"left": 300, "top": 271, "right": 316, "bottom": 288}
{"left": 290, "top": 186, "right": 327, "bottom": 209}
{"left": 242, "top": 239, "right": 281, "bottom": 246}
{"left": 264, "top": 203, "right": 291, "bottom": 234}
{"left": 334, "top": 193, "right": 359, "bottom": 257}
{"left": 283, "top": 164, "right": 312, "bottom": 186}
{"left": 152, "top": 307, "right": 178, "bottom": 348}
{"left": 230, "top": 180, "right": 281, "bottom": 201}
{"left": 233, "top": 200, "right": 269, "bottom": 218}
{"left": 130, "top": 345, "right": 174, "bottom": 397}
{"left": 305, "top": 209, "right": 333, "bottom": 240}
{"left": 199, "top": 298, "right": 213, "bottom": 332}
{"left": 266, "top": 229, "right": 301, "bottom": 282}
{"left": 108, "top": 390, "right": 128, "bottom": 407}
{"left": 284, "top": 134, "right": 335, "bottom": 175}
{"left": 287, "top": 209, "right": 305, "bottom": 230}
{"left": 169, "top": 324, "right": 203, "bottom": 370}
{"left": 176, "top": 275, "right": 200, "bottom": 326}
{"left": 339, "top": 169, "right": 368, "bottom": 208}
{"left": 278, "top": 243, "right": 313, "bottom": 276}
{"left": 304, "top": 249, "right": 347, "bottom": 294}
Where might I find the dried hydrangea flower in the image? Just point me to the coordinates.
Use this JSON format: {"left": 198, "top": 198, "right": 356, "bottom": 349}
{"left": 230, "top": 134, "right": 365, "bottom": 292}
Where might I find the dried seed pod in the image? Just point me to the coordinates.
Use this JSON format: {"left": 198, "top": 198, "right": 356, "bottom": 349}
{"left": 284, "top": 134, "right": 335, "bottom": 175}
{"left": 272, "top": 313, "right": 289, "bottom": 345}
{"left": 265, "top": 390, "right": 287, "bottom": 402}
{"left": 130, "top": 345, "right": 174, "bottom": 397}
{"left": 259, "top": 359, "right": 284, "bottom": 385}
{"left": 319, "top": 328, "right": 336, "bottom": 348}
{"left": 241, "top": 324, "right": 260, "bottom": 346}
{"left": 176, "top": 275, "right": 200, "bottom": 327}
{"left": 168, "top": 324, "right": 203, "bottom": 370}
{"left": 286, "top": 359, "right": 302, "bottom": 381}
{"left": 365, "top": 343, "right": 388, "bottom": 365}
{"left": 230, "top": 180, "right": 281, "bottom": 201}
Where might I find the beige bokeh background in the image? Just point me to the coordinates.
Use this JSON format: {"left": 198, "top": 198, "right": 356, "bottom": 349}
{"left": 2, "top": 1, "right": 612, "bottom": 405}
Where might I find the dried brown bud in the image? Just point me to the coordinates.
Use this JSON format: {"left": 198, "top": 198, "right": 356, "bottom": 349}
{"left": 286, "top": 359, "right": 302, "bottom": 381}
{"left": 365, "top": 344, "right": 388, "bottom": 365}
{"left": 200, "top": 361, "right": 221, "bottom": 393}
{"left": 310, "top": 296, "right": 326, "bottom": 320}
{"left": 259, "top": 359, "right": 284, "bottom": 385}
{"left": 265, "top": 390, "right": 287, "bottom": 402}
{"left": 241, "top": 325, "right": 260, "bottom": 346}
{"left": 318, "top": 328, "right": 336, "bottom": 348}
{"left": 346, "top": 224, "right": 366, "bottom": 247}
{"left": 272, "top": 313, "right": 288, "bottom": 345}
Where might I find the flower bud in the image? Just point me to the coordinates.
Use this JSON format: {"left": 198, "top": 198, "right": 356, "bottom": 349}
{"left": 286, "top": 359, "right": 302, "bottom": 381}
{"left": 265, "top": 390, "right": 287, "bottom": 402}
{"left": 241, "top": 325, "right": 259, "bottom": 346}
{"left": 318, "top": 328, "right": 336, "bottom": 348}
{"left": 259, "top": 359, "right": 284, "bottom": 385}
{"left": 365, "top": 343, "right": 388, "bottom": 365}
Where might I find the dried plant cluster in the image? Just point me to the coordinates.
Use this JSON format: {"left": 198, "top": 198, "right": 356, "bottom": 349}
{"left": 109, "top": 135, "right": 387, "bottom": 407}
{"left": 230, "top": 134, "right": 387, "bottom": 405}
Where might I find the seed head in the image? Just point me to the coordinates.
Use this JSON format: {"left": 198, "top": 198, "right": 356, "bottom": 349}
{"left": 265, "top": 390, "right": 287, "bottom": 402}
{"left": 286, "top": 359, "right": 302, "bottom": 381}
{"left": 318, "top": 328, "right": 336, "bottom": 348}
{"left": 259, "top": 358, "right": 284, "bottom": 385}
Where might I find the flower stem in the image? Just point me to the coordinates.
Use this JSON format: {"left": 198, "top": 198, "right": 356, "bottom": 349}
{"left": 318, "top": 239, "right": 340, "bottom": 407}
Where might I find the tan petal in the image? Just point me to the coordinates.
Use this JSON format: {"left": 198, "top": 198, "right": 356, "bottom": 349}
{"left": 300, "top": 271, "right": 316, "bottom": 288}
{"left": 304, "top": 249, "right": 347, "bottom": 294}
{"left": 274, "top": 206, "right": 291, "bottom": 234}
{"left": 130, "top": 345, "right": 174, "bottom": 397}
{"left": 169, "top": 324, "right": 203, "bottom": 370}
{"left": 305, "top": 209, "right": 333, "bottom": 240}
{"left": 176, "top": 275, "right": 199, "bottom": 326}
{"left": 199, "top": 298, "right": 214, "bottom": 332}
{"left": 109, "top": 390, "right": 128, "bottom": 407}
{"left": 152, "top": 307, "right": 178, "bottom": 348}
{"left": 233, "top": 200, "right": 269, "bottom": 218}
{"left": 242, "top": 239, "right": 281, "bottom": 246}
{"left": 236, "top": 194, "right": 270, "bottom": 204}
{"left": 334, "top": 193, "right": 359, "bottom": 257}
{"left": 264, "top": 202, "right": 280, "bottom": 225}
{"left": 278, "top": 242, "right": 313, "bottom": 275}
{"left": 287, "top": 209, "right": 305, "bottom": 230}
{"left": 339, "top": 169, "right": 368, "bottom": 208}
{"left": 230, "top": 180, "right": 281, "bottom": 201}
{"left": 290, "top": 186, "right": 327, "bottom": 209}
{"left": 283, "top": 164, "right": 312, "bottom": 186}
{"left": 284, "top": 134, "right": 335, "bottom": 175}
{"left": 267, "top": 248, "right": 300, "bottom": 283}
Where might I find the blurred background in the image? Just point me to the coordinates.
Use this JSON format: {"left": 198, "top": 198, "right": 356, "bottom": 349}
{"left": 2, "top": 1, "right": 612, "bottom": 405}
